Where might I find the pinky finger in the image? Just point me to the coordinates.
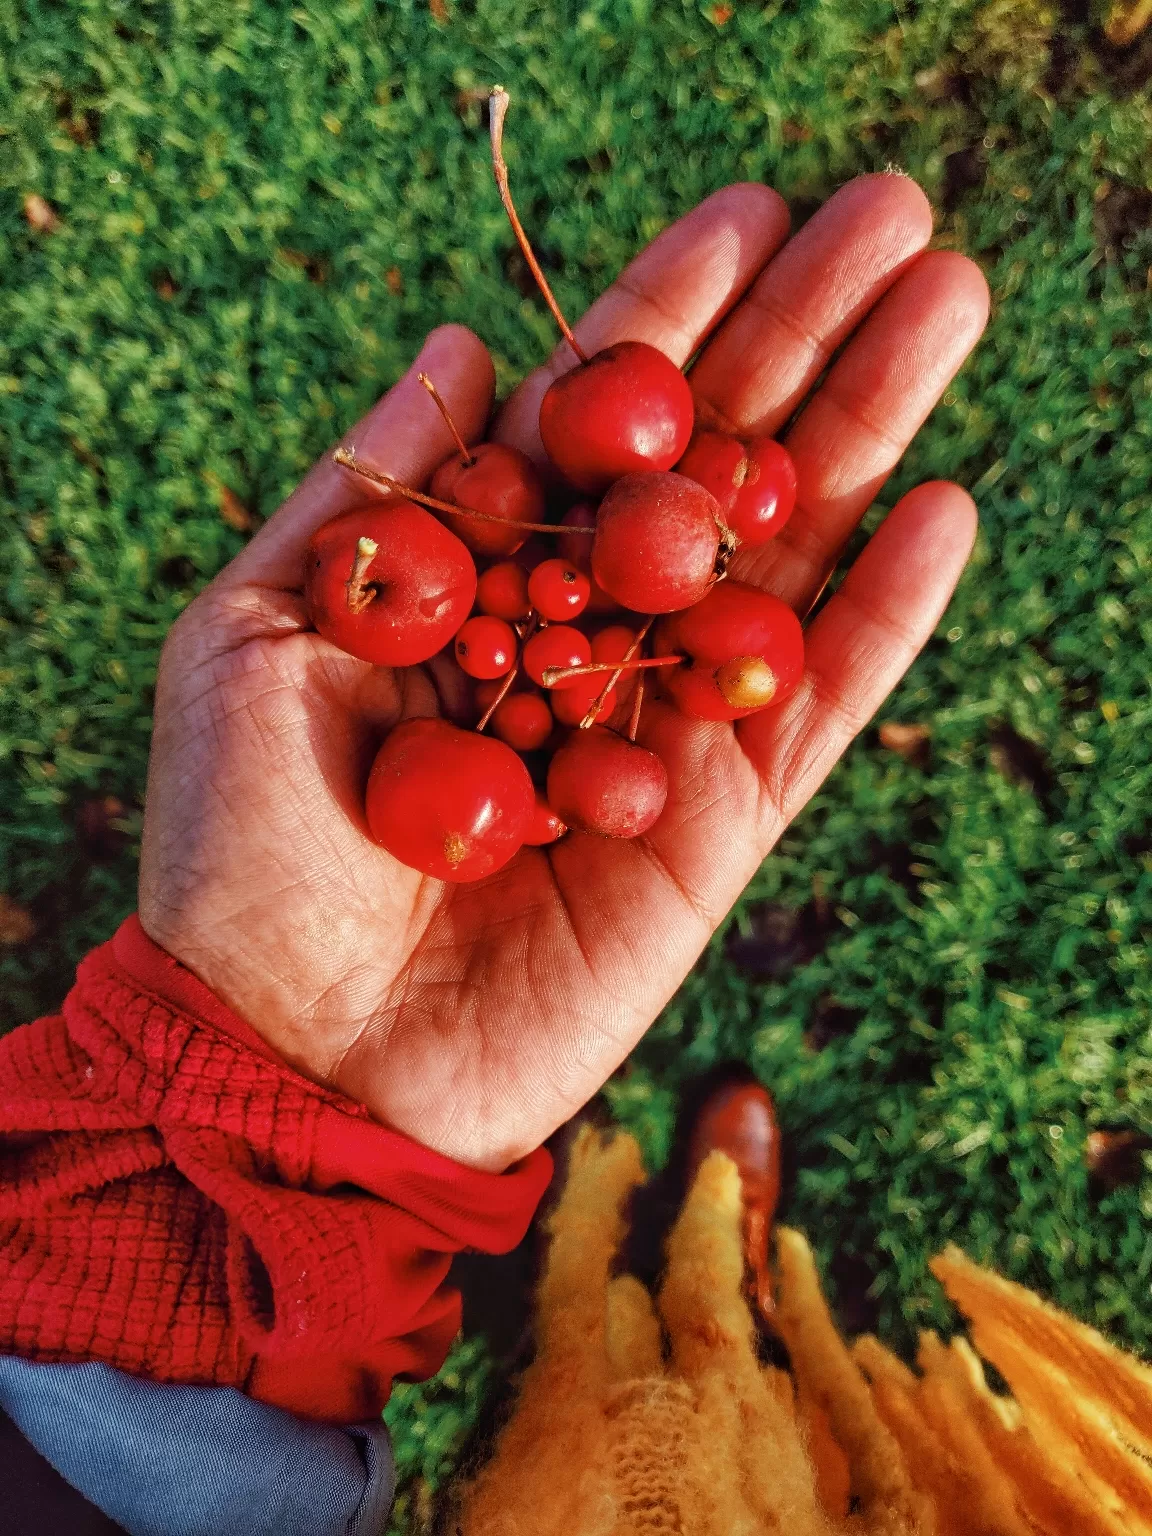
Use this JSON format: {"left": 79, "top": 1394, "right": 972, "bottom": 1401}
{"left": 739, "top": 480, "right": 978, "bottom": 841}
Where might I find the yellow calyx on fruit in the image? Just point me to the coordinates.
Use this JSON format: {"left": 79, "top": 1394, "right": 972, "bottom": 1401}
{"left": 716, "top": 655, "right": 777, "bottom": 710}
{"left": 444, "top": 832, "right": 470, "bottom": 867}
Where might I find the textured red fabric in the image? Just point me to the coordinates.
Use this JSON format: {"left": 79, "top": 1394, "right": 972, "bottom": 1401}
{"left": 0, "top": 918, "right": 552, "bottom": 1421}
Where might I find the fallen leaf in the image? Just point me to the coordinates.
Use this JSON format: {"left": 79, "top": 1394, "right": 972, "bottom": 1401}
{"left": 386, "top": 266, "right": 404, "bottom": 296}
{"left": 204, "top": 474, "right": 256, "bottom": 532}
{"left": 1105, "top": 0, "right": 1152, "bottom": 46}
{"left": 429, "top": 0, "right": 449, "bottom": 19}
{"left": 878, "top": 721, "right": 931, "bottom": 767}
{"left": 23, "top": 194, "right": 60, "bottom": 234}
{"left": 1085, "top": 1129, "right": 1152, "bottom": 1190}
{"left": 152, "top": 270, "right": 179, "bottom": 300}
{"left": 709, "top": 2, "right": 734, "bottom": 22}
{"left": 0, "top": 893, "right": 35, "bottom": 946}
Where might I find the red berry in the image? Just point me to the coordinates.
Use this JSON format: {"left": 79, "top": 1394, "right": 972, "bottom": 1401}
{"left": 591, "top": 472, "right": 721, "bottom": 613}
{"left": 546, "top": 727, "right": 668, "bottom": 839}
{"left": 676, "top": 432, "right": 797, "bottom": 548}
{"left": 491, "top": 690, "right": 553, "bottom": 751}
{"left": 430, "top": 442, "right": 546, "bottom": 558}
{"left": 655, "top": 580, "right": 804, "bottom": 721}
{"left": 528, "top": 558, "right": 591, "bottom": 621}
{"left": 539, "top": 341, "right": 694, "bottom": 495}
{"left": 454, "top": 615, "right": 518, "bottom": 679}
{"left": 366, "top": 718, "right": 534, "bottom": 881}
{"left": 550, "top": 675, "right": 618, "bottom": 727}
{"left": 524, "top": 790, "right": 566, "bottom": 846}
{"left": 523, "top": 625, "right": 591, "bottom": 689}
{"left": 305, "top": 501, "right": 476, "bottom": 667}
{"left": 556, "top": 503, "right": 599, "bottom": 565}
{"left": 477, "top": 560, "right": 532, "bottom": 621}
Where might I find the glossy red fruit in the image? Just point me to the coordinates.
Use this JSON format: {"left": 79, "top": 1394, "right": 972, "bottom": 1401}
{"left": 550, "top": 675, "right": 617, "bottom": 727}
{"left": 523, "top": 625, "right": 591, "bottom": 689}
{"left": 676, "top": 432, "right": 797, "bottom": 548}
{"left": 454, "top": 615, "right": 518, "bottom": 679}
{"left": 556, "top": 503, "right": 599, "bottom": 566}
{"left": 430, "top": 442, "right": 546, "bottom": 558}
{"left": 477, "top": 560, "right": 532, "bottom": 621}
{"left": 547, "top": 727, "right": 668, "bottom": 838}
{"left": 306, "top": 501, "right": 476, "bottom": 667}
{"left": 524, "top": 790, "right": 567, "bottom": 846}
{"left": 491, "top": 690, "right": 553, "bottom": 751}
{"left": 366, "top": 718, "right": 534, "bottom": 881}
{"left": 528, "top": 558, "right": 591, "bottom": 621}
{"left": 592, "top": 473, "right": 721, "bottom": 613}
{"left": 539, "top": 341, "right": 694, "bottom": 495}
{"left": 656, "top": 580, "right": 804, "bottom": 721}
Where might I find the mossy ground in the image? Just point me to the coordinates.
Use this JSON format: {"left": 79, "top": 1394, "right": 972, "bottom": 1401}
{"left": 5, "top": 0, "right": 1152, "bottom": 1525}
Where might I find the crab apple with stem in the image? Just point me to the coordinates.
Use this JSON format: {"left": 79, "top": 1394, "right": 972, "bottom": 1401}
{"left": 490, "top": 690, "right": 553, "bottom": 751}
{"left": 477, "top": 560, "right": 532, "bottom": 621}
{"left": 676, "top": 431, "right": 797, "bottom": 548}
{"left": 591, "top": 472, "right": 723, "bottom": 613}
{"left": 556, "top": 506, "right": 620, "bottom": 613}
{"left": 365, "top": 717, "right": 535, "bottom": 882}
{"left": 305, "top": 500, "right": 476, "bottom": 667}
{"left": 523, "top": 624, "right": 591, "bottom": 689}
{"left": 550, "top": 674, "right": 618, "bottom": 727}
{"left": 546, "top": 726, "right": 669, "bottom": 839}
{"left": 140, "top": 171, "right": 989, "bottom": 1177}
{"left": 489, "top": 88, "right": 694, "bottom": 494}
{"left": 655, "top": 579, "right": 804, "bottom": 721}
{"left": 454, "top": 615, "right": 518, "bottom": 679}
{"left": 528, "top": 558, "right": 590, "bottom": 621}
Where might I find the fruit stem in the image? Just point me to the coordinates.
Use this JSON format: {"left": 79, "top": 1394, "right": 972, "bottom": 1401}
{"left": 345, "top": 536, "right": 379, "bottom": 614}
{"left": 489, "top": 87, "right": 589, "bottom": 366}
{"left": 542, "top": 654, "right": 682, "bottom": 688}
{"left": 627, "top": 675, "right": 645, "bottom": 743}
{"left": 476, "top": 615, "right": 538, "bottom": 733}
{"left": 578, "top": 615, "right": 654, "bottom": 730}
{"left": 418, "top": 373, "right": 476, "bottom": 466}
{"left": 333, "top": 448, "right": 594, "bottom": 535}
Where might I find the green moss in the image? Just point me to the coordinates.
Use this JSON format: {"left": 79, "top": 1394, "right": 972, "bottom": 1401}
{"left": 5, "top": 0, "right": 1152, "bottom": 1523}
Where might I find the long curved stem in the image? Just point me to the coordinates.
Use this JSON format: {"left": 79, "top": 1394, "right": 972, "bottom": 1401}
{"left": 489, "top": 87, "right": 588, "bottom": 365}
{"left": 418, "top": 373, "right": 475, "bottom": 465}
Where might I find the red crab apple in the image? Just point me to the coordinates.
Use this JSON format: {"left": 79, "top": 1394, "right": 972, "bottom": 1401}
{"left": 366, "top": 718, "right": 534, "bottom": 882}
{"left": 546, "top": 726, "right": 668, "bottom": 838}
{"left": 305, "top": 501, "right": 476, "bottom": 667}
{"left": 591, "top": 472, "right": 722, "bottom": 613}
{"left": 676, "top": 431, "right": 797, "bottom": 548}
{"left": 655, "top": 580, "right": 805, "bottom": 721}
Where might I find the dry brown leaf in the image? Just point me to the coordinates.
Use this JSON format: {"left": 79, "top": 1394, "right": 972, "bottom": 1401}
{"left": 0, "top": 893, "right": 35, "bottom": 946}
{"left": 1105, "top": 0, "right": 1152, "bottom": 46}
{"left": 24, "top": 194, "right": 60, "bottom": 234}
{"left": 879, "top": 721, "right": 931, "bottom": 764}
{"left": 385, "top": 265, "right": 404, "bottom": 296}
{"left": 206, "top": 478, "right": 255, "bottom": 533}
{"left": 429, "top": 0, "right": 448, "bottom": 20}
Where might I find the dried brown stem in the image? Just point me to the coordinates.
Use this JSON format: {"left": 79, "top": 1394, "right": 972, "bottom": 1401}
{"left": 418, "top": 373, "right": 475, "bottom": 466}
{"left": 627, "top": 674, "right": 645, "bottom": 742}
{"left": 345, "top": 536, "right": 379, "bottom": 613}
{"left": 476, "top": 667, "right": 518, "bottom": 732}
{"left": 578, "top": 615, "right": 654, "bottom": 730}
{"left": 333, "top": 448, "right": 593, "bottom": 535}
{"left": 489, "top": 87, "right": 588, "bottom": 365}
{"left": 542, "top": 654, "right": 682, "bottom": 689}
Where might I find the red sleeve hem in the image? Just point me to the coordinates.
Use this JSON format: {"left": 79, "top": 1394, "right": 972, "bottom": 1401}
{"left": 0, "top": 919, "right": 553, "bottom": 1421}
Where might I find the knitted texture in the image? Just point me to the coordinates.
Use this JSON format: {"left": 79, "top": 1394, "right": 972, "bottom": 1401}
{"left": 0, "top": 917, "right": 552, "bottom": 1422}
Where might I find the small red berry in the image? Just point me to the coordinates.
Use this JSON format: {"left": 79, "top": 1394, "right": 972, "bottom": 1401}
{"left": 366, "top": 718, "right": 534, "bottom": 881}
{"left": 592, "top": 472, "right": 721, "bottom": 613}
{"left": 539, "top": 341, "right": 694, "bottom": 495}
{"left": 676, "top": 432, "right": 797, "bottom": 548}
{"left": 477, "top": 560, "right": 532, "bottom": 621}
{"left": 524, "top": 790, "right": 566, "bottom": 846}
{"left": 655, "top": 580, "right": 804, "bottom": 721}
{"left": 556, "top": 503, "right": 599, "bottom": 566}
{"left": 523, "top": 625, "right": 591, "bottom": 689}
{"left": 491, "top": 690, "right": 553, "bottom": 751}
{"left": 528, "top": 558, "right": 591, "bottom": 621}
{"left": 590, "top": 625, "right": 639, "bottom": 665}
{"left": 546, "top": 726, "right": 669, "bottom": 838}
{"left": 430, "top": 441, "right": 546, "bottom": 558}
{"left": 454, "top": 615, "right": 518, "bottom": 679}
{"left": 305, "top": 501, "right": 476, "bottom": 667}
{"left": 550, "top": 675, "right": 618, "bottom": 726}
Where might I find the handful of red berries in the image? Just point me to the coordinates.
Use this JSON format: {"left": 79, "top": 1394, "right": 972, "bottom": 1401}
{"left": 305, "top": 89, "right": 805, "bottom": 884}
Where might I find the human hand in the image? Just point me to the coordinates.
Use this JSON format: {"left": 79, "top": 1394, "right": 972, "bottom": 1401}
{"left": 139, "top": 175, "right": 988, "bottom": 1172}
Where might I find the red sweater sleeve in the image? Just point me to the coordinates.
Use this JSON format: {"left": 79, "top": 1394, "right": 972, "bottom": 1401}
{"left": 0, "top": 917, "right": 552, "bottom": 1422}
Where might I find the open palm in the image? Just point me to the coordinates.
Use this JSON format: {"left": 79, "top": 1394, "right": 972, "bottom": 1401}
{"left": 140, "top": 176, "right": 988, "bottom": 1172}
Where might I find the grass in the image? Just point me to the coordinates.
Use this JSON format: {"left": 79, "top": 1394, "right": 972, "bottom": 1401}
{"left": 5, "top": 0, "right": 1152, "bottom": 1524}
